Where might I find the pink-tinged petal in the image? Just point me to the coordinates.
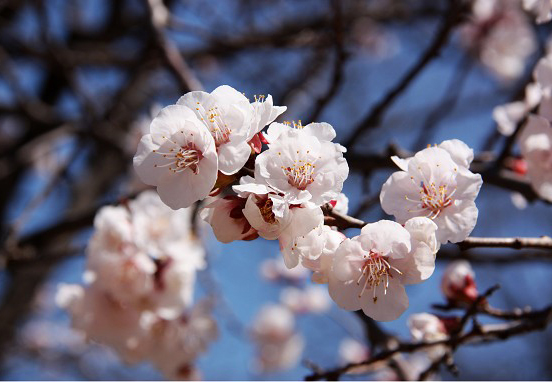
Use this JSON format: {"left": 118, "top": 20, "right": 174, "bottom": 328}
{"left": 360, "top": 278, "right": 409, "bottom": 322}
{"left": 454, "top": 169, "right": 483, "bottom": 201}
{"left": 328, "top": 275, "right": 363, "bottom": 311}
{"left": 359, "top": 220, "right": 411, "bottom": 258}
{"left": 391, "top": 155, "right": 410, "bottom": 171}
{"left": 149, "top": 104, "right": 202, "bottom": 145}
{"left": 394, "top": 242, "right": 436, "bottom": 285}
{"left": 438, "top": 139, "right": 474, "bottom": 167}
{"left": 438, "top": 201, "right": 479, "bottom": 243}
{"left": 302, "top": 122, "right": 336, "bottom": 142}
{"left": 332, "top": 239, "right": 363, "bottom": 282}
{"left": 133, "top": 134, "right": 163, "bottom": 185}
{"left": 217, "top": 140, "right": 252, "bottom": 175}
{"left": 379, "top": 171, "right": 420, "bottom": 224}
{"left": 156, "top": 153, "right": 217, "bottom": 209}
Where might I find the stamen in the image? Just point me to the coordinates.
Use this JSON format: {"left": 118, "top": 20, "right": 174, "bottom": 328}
{"left": 357, "top": 251, "right": 401, "bottom": 303}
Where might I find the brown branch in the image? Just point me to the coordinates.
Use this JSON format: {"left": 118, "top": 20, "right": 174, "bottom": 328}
{"left": 305, "top": 0, "right": 348, "bottom": 123}
{"left": 305, "top": 287, "right": 552, "bottom": 381}
{"left": 145, "top": 0, "right": 203, "bottom": 92}
{"left": 458, "top": 236, "right": 552, "bottom": 250}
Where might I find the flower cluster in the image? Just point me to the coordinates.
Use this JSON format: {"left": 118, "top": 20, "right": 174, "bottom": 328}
{"left": 131, "top": 85, "right": 483, "bottom": 324}
{"left": 134, "top": 86, "right": 286, "bottom": 209}
{"left": 56, "top": 191, "right": 216, "bottom": 379}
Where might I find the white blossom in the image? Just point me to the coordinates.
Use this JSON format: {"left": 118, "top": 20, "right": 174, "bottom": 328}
{"left": 133, "top": 104, "right": 218, "bottom": 209}
{"left": 259, "top": 257, "right": 310, "bottom": 284}
{"left": 250, "top": 304, "right": 304, "bottom": 373}
{"left": 149, "top": 300, "right": 218, "bottom": 380}
{"left": 56, "top": 283, "right": 153, "bottom": 364}
{"left": 441, "top": 260, "right": 478, "bottom": 305}
{"left": 519, "top": 115, "right": 552, "bottom": 201}
{"left": 255, "top": 122, "right": 348, "bottom": 206}
{"left": 339, "top": 338, "right": 370, "bottom": 365}
{"left": 380, "top": 139, "right": 483, "bottom": 244}
{"left": 328, "top": 218, "right": 437, "bottom": 321}
{"left": 177, "top": 85, "right": 254, "bottom": 175}
{"left": 280, "top": 285, "right": 332, "bottom": 314}
{"left": 460, "top": 0, "right": 536, "bottom": 82}
{"left": 523, "top": 0, "right": 552, "bottom": 24}
{"left": 408, "top": 313, "right": 448, "bottom": 360}
{"left": 284, "top": 224, "right": 345, "bottom": 280}
{"left": 201, "top": 195, "right": 258, "bottom": 243}
{"left": 86, "top": 192, "right": 205, "bottom": 319}
{"left": 248, "top": 94, "right": 287, "bottom": 153}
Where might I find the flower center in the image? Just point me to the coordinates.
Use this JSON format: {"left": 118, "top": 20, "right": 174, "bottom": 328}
{"left": 258, "top": 197, "right": 276, "bottom": 224}
{"left": 194, "top": 102, "right": 232, "bottom": 147}
{"left": 281, "top": 153, "right": 316, "bottom": 190}
{"left": 357, "top": 251, "right": 402, "bottom": 303}
{"left": 153, "top": 142, "right": 203, "bottom": 174}
{"left": 406, "top": 179, "right": 456, "bottom": 219}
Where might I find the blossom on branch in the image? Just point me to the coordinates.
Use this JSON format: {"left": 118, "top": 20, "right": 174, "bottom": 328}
{"left": 380, "top": 139, "right": 483, "bottom": 244}
{"left": 177, "top": 85, "right": 254, "bottom": 175}
{"left": 133, "top": 105, "right": 218, "bottom": 209}
{"left": 441, "top": 260, "right": 478, "bottom": 305}
{"left": 328, "top": 218, "right": 438, "bottom": 321}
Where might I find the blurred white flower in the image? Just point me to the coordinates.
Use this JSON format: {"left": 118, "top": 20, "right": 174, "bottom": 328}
{"left": 338, "top": 338, "right": 370, "bottom": 365}
{"left": 133, "top": 104, "right": 218, "bottom": 209}
{"left": 380, "top": 139, "right": 482, "bottom": 244}
{"left": 441, "top": 260, "right": 478, "bottom": 305}
{"left": 149, "top": 300, "right": 218, "bottom": 380}
{"left": 259, "top": 257, "right": 310, "bottom": 284}
{"left": 523, "top": 0, "right": 552, "bottom": 23}
{"left": 56, "top": 283, "right": 153, "bottom": 364}
{"left": 461, "top": 0, "right": 536, "bottom": 82}
{"left": 328, "top": 218, "right": 437, "bottom": 321}
{"left": 250, "top": 304, "right": 304, "bottom": 373}
{"left": 519, "top": 115, "right": 552, "bottom": 201}
{"left": 280, "top": 285, "right": 331, "bottom": 314}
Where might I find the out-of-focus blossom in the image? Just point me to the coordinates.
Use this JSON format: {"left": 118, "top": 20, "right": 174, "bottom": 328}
{"left": 460, "top": 0, "right": 536, "bottom": 82}
{"left": 260, "top": 257, "right": 310, "bottom": 284}
{"left": 338, "top": 338, "right": 370, "bottom": 365}
{"left": 250, "top": 304, "right": 304, "bottom": 373}
{"left": 85, "top": 191, "right": 205, "bottom": 319}
{"left": 380, "top": 139, "right": 482, "bottom": 244}
{"left": 133, "top": 104, "right": 218, "bottom": 209}
{"left": 441, "top": 260, "right": 479, "bottom": 305}
{"left": 511, "top": 191, "right": 528, "bottom": 209}
{"left": 518, "top": 115, "right": 552, "bottom": 201}
{"left": 149, "top": 300, "right": 218, "bottom": 380}
{"left": 408, "top": 313, "right": 449, "bottom": 360}
{"left": 177, "top": 85, "right": 254, "bottom": 175}
{"left": 56, "top": 283, "right": 153, "bottom": 364}
{"left": 279, "top": 285, "right": 331, "bottom": 314}
{"left": 523, "top": 0, "right": 552, "bottom": 24}
{"left": 328, "top": 218, "right": 437, "bottom": 321}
